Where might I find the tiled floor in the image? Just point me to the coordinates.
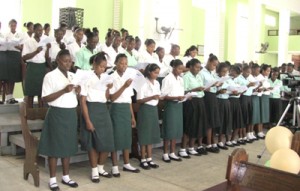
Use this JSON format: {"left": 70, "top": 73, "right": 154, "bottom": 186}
{"left": 0, "top": 140, "right": 270, "bottom": 191}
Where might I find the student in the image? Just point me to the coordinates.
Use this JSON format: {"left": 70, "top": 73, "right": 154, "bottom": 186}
{"left": 268, "top": 67, "right": 283, "bottom": 125}
{"left": 0, "top": 21, "right": 7, "bottom": 104}
{"left": 38, "top": 49, "right": 80, "bottom": 191}
{"left": 161, "top": 59, "right": 185, "bottom": 162}
{"left": 67, "top": 28, "right": 84, "bottom": 72}
{"left": 199, "top": 53, "right": 221, "bottom": 153}
{"left": 80, "top": 52, "right": 115, "bottom": 182}
{"left": 281, "top": 63, "right": 287, "bottom": 74}
{"left": 22, "top": 23, "right": 50, "bottom": 108}
{"left": 23, "top": 22, "right": 34, "bottom": 40}
{"left": 182, "top": 45, "right": 198, "bottom": 66}
{"left": 179, "top": 59, "right": 207, "bottom": 158}
{"left": 138, "top": 39, "right": 159, "bottom": 70}
{"left": 133, "top": 36, "right": 141, "bottom": 58}
{"left": 48, "top": 28, "right": 66, "bottom": 69}
{"left": 43, "top": 23, "right": 51, "bottom": 36}
{"left": 6, "top": 19, "right": 23, "bottom": 104}
{"left": 137, "top": 64, "right": 161, "bottom": 169}
{"left": 74, "top": 30, "right": 98, "bottom": 71}
{"left": 105, "top": 33, "right": 123, "bottom": 67}
{"left": 287, "top": 63, "right": 300, "bottom": 76}
{"left": 259, "top": 64, "right": 272, "bottom": 131}
{"left": 124, "top": 35, "right": 138, "bottom": 67}
{"left": 215, "top": 62, "right": 231, "bottom": 150}
{"left": 228, "top": 65, "right": 245, "bottom": 145}
{"left": 164, "top": 44, "right": 180, "bottom": 70}
{"left": 120, "top": 28, "right": 129, "bottom": 53}
{"left": 155, "top": 47, "right": 169, "bottom": 85}
{"left": 109, "top": 54, "right": 140, "bottom": 176}
{"left": 236, "top": 65, "right": 256, "bottom": 142}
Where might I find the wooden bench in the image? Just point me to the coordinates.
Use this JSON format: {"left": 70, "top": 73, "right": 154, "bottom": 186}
{"left": 204, "top": 132, "right": 300, "bottom": 191}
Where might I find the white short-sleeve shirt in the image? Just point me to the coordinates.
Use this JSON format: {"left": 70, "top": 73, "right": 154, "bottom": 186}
{"left": 6, "top": 31, "right": 24, "bottom": 51}
{"left": 67, "top": 42, "right": 84, "bottom": 62}
{"left": 161, "top": 72, "right": 184, "bottom": 97}
{"left": 0, "top": 31, "right": 7, "bottom": 51}
{"left": 49, "top": 41, "right": 63, "bottom": 62}
{"left": 253, "top": 74, "right": 265, "bottom": 96}
{"left": 109, "top": 70, "right": 134, "bottom": 103}
{"left": 138, "top": 50, "right": 159, "bottom": 66}
{"left": 42, "top": 68, "right": 78, "bottom": 108}
{"left": 137, "top": 79, "right": 161, "bottom": 106}
{"left": 105, "top": 46, "right": 124, "bottom": 67}
{"left": 81, "top": 72, "right": 109, "bottom": 103}
{"left": 22, "top": 38, "right": 46, "bottom": 63}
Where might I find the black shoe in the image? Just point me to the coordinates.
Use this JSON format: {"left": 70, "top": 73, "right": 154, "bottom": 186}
{"left": 123, "top": 167, "right": 140, "bottom": 173}
{"left": 99, "top": 171, "right": 112, "bottom": 178}
{"left": 257, "top": 135, "right": 265, "bottom": 139}
{"left": 237, "top": 140, "right": 246, "bottom": 145}
{"left": 162, "top": 156, "right": 171, "bottom": 163}
{"left": 140, "top": 161, "right": 151, "bottom": 170}
{"left": 112, "top": 172, "right": 121, "bottom": 178}
{"left": 0, "top": 101, "right": 3, "bottom": 104}
{"left": 245, "top": 139, "right": 253, "bottom": 143}
{"left": 178, "top": 151, "right": 191, "bottom": 159}
{"left": 61, "top": 180, "right": 78, "bottom": 188}
{"left": 147, "top": 161, "right": 159, "bottom": 169}
{"left": 225, "top": 142, "right": 234, "bottom": 147}
{"left": 91, "top": 176, "right": 100, "bottom": 183}
{"left": 196, "top": 147, "right": 208, "bottom": 155}
{"left": 169, "top": 155, "right": 182, "bottom": 162}
{"left": 49, "top": 183, "right": 60, "bottom": 191}
{"left": 207, "top": 147, "right": 219, "bottom": 153}
{"left": 231, "top": 141, "right": 240, "bottom": 146}
{"left": 6, "top": 98, "right": 18, "bottom": 104}
{"left": 217, "top": 143, "right": 228, "bottom": 150}
{"left": 187, "top": 150, "right": 201, "bottom": 156}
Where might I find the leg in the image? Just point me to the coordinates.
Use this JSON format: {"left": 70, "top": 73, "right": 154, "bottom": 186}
{"left": 38, "top": 96, "right": 43, "bottom": 108}
{"left": 146, "top": 145, "right": 152, "bottom": 159}
{"left": 27, "top": 96, "right": 34, "bottom": 108}
{"left": 111, "top": 151, "right": 120, "bottom": 176}
{"left": 88, "top": 149, "right": 98, "bottom": 168}
{"left": 140, "top": 145, "right": 146, "bottom": 160}
{"left": 48, "top": 157, "right": 58, "bottom": 178}
{"left": 170, "top": 139, "right": 176, "bottom": 153}
{"left": 97, "top": 152, "right": 111, "bottom": 179}
{"left": 61, "top": 157, "right": 78, "bottom": 187}
{"left": 206, "top": 128, "right": 212, "bottom": 145}
{"left": 61, "top": 157, "right": 70, "bottom": 176}
{"left": 123, "top": 149, "right": 140, "bottom": 172}
{"left": 179, "top": 134, "right": 190, "bottom": 157}
{"left": 163, "top": 139, "right": 169, "bottom": 154}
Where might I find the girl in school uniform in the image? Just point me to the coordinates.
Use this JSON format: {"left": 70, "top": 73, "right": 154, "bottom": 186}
{"left": 0, "top": 21, "right": 7, "bottom": 104}
{"left": 23, "top": 22, "right": 34, "bottom": 40}
{"left": 228, "top": 65, "right": 245, "bottom": 145}
{"left": 124, "top": 35, "right": 138, "bottom": 67}
{"left": 80, "top": 52, "right": 115, "bottom": 182}
{"left": 268, "top": 67, "right": 283, "bottom": 125}
{"left": 236, "top": 65, "right": 257, "bottom": 142}
{"left": 136, "top": 64, "right": 161, "bottom": 169}
{"left": 199, "top": 53, "right": 221, "bottom": 153}
{"left": 43, "top": 23, "right": 51, "bottom": 37}
{"left": 48, "top": 28, "right": 66, "bottom": 69}
{"left": 155, "top": 47, "right": 170, "bottom": 85}
{"left": 22, "top": 23, "right": 51, "bottom": 108}
{"left": 182, "top": 45, "right": 198, "bottom": 66}
{"left": 179, "top": 58, "right": 207, "bottom": 158}
{"left": 105, "top": 33, "right": 124, "bottom": 68}
{"left": 97, "top": 29, "right": 115, "bottom": 52}
{"left": 67, "top": 28, "right": 84, "bottom": 72}
{"left": 74, "top": 30, "right": 98, "bottom": 71}
{"left": 109, "top": 53, "right": 140, "bottom": 176}
{"left": 6, "top": 19, "right": 23, "bottom": 104}
{"left": 138, "top": 39, "right": 159, "bottom": 71}
{"left": 38, "top": 49, "right": 81, "bottom": 191}
{"left": 215, "top": 62, "right": 232, "bottom": 150}
{"left": 161, "top": 59, "right": 185, "bottom": 162}
{"left": 133, "top": 36, "right": 141, "bottom": 59}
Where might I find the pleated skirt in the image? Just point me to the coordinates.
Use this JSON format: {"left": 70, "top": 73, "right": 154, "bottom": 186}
{"left": 217, "top": 98, "right": 232, "bottom": 135}
{"left": 240, "top": 95, "right": 253, "bottom": 126}
{"left": 80, "top": 102, "right": 115, "bottom": 152}
{"left": 252, "top": 95, "right": 261, "bottom": 125}
{"left": 6, "top": 51, "right": 22, "bottom": 82}
{"left": 24, "top": 62, "right": 46, "bottom": 96}
{"left": 38, "top": 107, "right": 78, "bottom": 158}
{"left": 229, "top": 97, "right": 245, "bottom": 130}
{"left": 260, "top": 95, "right": 270, "bottom": 123}
{"left": 162, "top": 101, "right": 183, "bottom": 140}
{"left": 0, "top": 51, "right": 8, "bottom": 80}
{"left": 204, "top": 92, "right": 221, "bottom": 129}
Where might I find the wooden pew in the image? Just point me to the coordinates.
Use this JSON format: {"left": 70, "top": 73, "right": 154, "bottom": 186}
{"left": 204, "top": 132, "right": 300, "bottom": 191}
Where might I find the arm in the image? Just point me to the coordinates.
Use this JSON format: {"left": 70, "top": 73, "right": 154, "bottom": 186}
{"left": 137, "top": 95, "right": 159, "bottom": 104}
{"left": 130, "top": 103, "right": 136, "bottom": 128}
{"left": 42, "top": 84, "right": 74, "bottom": 103}
{"left": 80, "top": 96, "right": 95, "bottom": 132}
{"left": 23, "top": 46, "right": 43, "bottom": 61}
{"left": 110, "top": 79, "right": 132, "bottom": 102}
{"left": 106, "top": 83, "right": 113, "bottom": 100}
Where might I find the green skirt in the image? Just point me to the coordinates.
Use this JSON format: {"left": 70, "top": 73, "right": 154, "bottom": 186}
{"left": 260, "top": 95, "right": 270, "bottom": 123}
{"left": 137, "top": 104, "right": 161, "bottom": 145}
{"left": 252, "top": 95, "right": 261, "bottom": 125}
{"left": 162, "top": 101, "right": 183, "bottom": 140}
{"left": 0, "top": 51, "right": 8, "bottom": 80}
{"left": 110, "top": 103, "right": 132, "bottom": 151}
{"left": 24, "top": 62, "right": 46, "bottom": 96}
{"left": 80, "top": 102, "right": 115, "bottom": 152}
{"left": 6, "top": 51, "right": 22, "bottom": 82}
{"left": 38, "top": 107, "right": 78, "bottom": 158}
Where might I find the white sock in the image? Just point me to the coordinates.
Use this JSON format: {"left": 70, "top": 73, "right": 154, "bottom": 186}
{"left": 243, "top": 137, "right": 247, "bottom": 140}
{"left": 97, "top": 164, "right": 105, "bottom": 174}
{"left": 258, "top": 132, "right": 265, "bottom": 136}
{"left": 141, "top": 158, "right": 147, "bottom": 162}
{"left": 49, "top": 177, "right": 57, "bottom": 187}
{"left": 163, "top": 153, "right": 170, "bottom": 160}
{"left": 123, "top": 163, "right": 137, "bottom": 170}
{"left": 179, "top": 148, "right": 188, "bottom": 156}
{"left": 218, "top": 142, "right": 224, "bottom": 146}
{"left": 169, "top": 152, "right": 179, "bottom": 159}
{"left": 232, "top": 140, "right": 237, "bottom": 144}
{"left": 212, "top": 143, "right": 217, "bottom": 147}
{"left": 146, "top": 157, "right": 152, "bottom": 162}
{"left": 188, "top": 147, "right": 198, "bottom": 154}
{"left": 112, "top": 166, "right": 119, "bottom": 174}
{"left": 197, "top": 146, "right": 203, "bottom": 149}
{"left": 62, "top": 175, "right": 75, "bottom": 183}
{"left": 92, "top": 167, "right": 99, "bottom": 178}
{"left": 206, "top": 144, "right": 212, "bottom": 148}
{"left": 226, "top": 141, "right": 232, "bottom": 145}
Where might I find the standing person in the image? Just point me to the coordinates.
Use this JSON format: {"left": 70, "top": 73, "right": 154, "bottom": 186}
{"left": 38, "top": 49, "right": 80, "bottom": 191}
{"left": 6, "top": 19, "right": 24, "bottom": 104}
{"left": 22, "top": 23, "right": 50, "bottom": 108}
{"left": 199, "top": 53, "right": 221, "bottom": 153}
{"left": 161, "top": 59, "right": 185, "bottom": 162}
{"left": 179, "top": 58, "right": 207, "bottom": 158}
{"left": 133, "top": 36, "right": 141, "bottom": 59}
{"left": 0, "top": 21, "right": 7, "bottom": 104}
{"left": 137, "top": 64, "right": 161, "bottom": 169}
{"left": 74, "top": 30, "right": 98, "bottom": 71}
{"left": 43, "top": 23, "right": 51, "bottom": 36}
{"left": 124, "top": 35, "right": 138, "bottom": 67}
{"left": 80, "top": 52, "right": 115, "bottom": 182}
{"left": 109, "top": 54, "right": 140, "bottom": 176}
{"left": 268, "top": 67, "right": 283, "bottom": 125}
{"left": 48, "top": 28, "right": 66, "bottom": 69}
{"left": 182, "top": 45, "right": 198, "bottom": 66}
{"left": 164, "top": 44, "right": 180, "bottom": 73}
{"left": 155, "top": 47, "right": 169, "bottom": 84}
{"left": 105, "top": 33, "right": 123, "bottom": 68}
{"left": 281, "top": 63, "right": 287, "bottom": 74}
{"left": 67, "top": 28, "right": 84, "bottom": 72}
{"left": 215, "top": 62, "right": 231, "bottom": 149}
{"left": 23, "top": 22, "right": 34, "bottom": 40}
{"left": 138, "top": 39, "right": 158, "bottom": 71}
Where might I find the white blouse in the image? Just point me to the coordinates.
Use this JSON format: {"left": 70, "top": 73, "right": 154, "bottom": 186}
{"left": 137, "top": 79, "right": 161, "bottom": 106}
{"left": 42, "top": 68, "right": 78, "bottom": 108}
{"left": 161, "top": 72, "right": 184, "bottom": 97}
{"left": 67, "top": 41, "right": 84, "bottom": 62}
{"left": 109, "top": 70, "right": 134, "bottom": 103}
{"left": 137, "top": 50, "right": 159, "bottom": 67}
{"left": 6, "top": 31, "right": 24, "bottom": 51}
{"left": 49, "top": 41, "right": 63, "bottom": 62}
{"left": 22, "top": 38, "right": 47, "bottom": 63}
{"left": 105, "top": 46, "right": 125, "bottom": 67}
